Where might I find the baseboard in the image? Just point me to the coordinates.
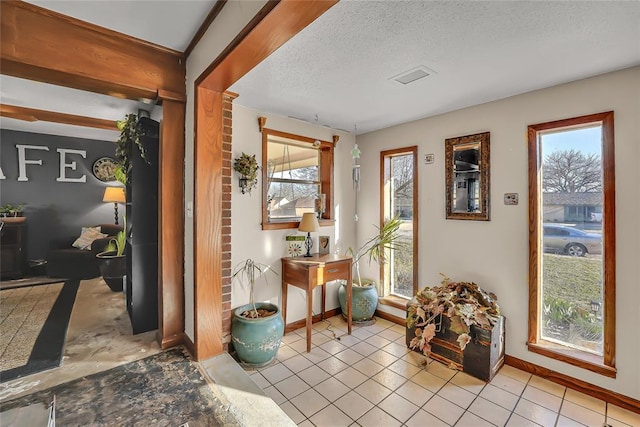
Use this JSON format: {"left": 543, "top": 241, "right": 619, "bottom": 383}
{"left": 285, "top": 308, "right": 341, "bottom": 333}
{"left": 182, "top": 332, "right": 195, "bottom": 357}
{"left": 505, "top": 355, "right": 640, "bottom": 414}
{"left": 158, "top": 332, "right": 183, "bottom": 350}
{"left": 374, "top": 309, "right": 405, "bottom": 326}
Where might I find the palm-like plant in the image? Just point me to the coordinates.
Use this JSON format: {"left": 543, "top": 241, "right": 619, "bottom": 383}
{"left": 347, "top": 216, "right": 403, "bottom": 286}
{"left": 232, "top": 259, "right": 276, "bottom": 318}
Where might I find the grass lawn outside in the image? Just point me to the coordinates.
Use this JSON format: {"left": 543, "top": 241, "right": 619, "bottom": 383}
{"left": 541, "top": 253, "right": 603, "bottom": 353}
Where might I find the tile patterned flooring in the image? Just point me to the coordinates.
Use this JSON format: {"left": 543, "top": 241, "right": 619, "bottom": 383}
{"left": 246, "top": 315, "right": 639, "bottom": 427}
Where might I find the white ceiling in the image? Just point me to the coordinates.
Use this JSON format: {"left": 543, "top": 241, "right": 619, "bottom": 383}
{"left": 1, "top": 0, "right": 639, "bottom": 140}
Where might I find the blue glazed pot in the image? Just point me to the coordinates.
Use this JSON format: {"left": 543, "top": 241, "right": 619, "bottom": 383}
{"left": 338, "top": 280, "right": 378, "bottom": 322}
{"left": 231, "top": 302, "right": 284, "bottom": 367}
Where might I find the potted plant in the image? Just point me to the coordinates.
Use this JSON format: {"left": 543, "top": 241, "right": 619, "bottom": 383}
{"left": 407, "top": 274, "right": 501, "bottom": 355}
{"left": 230, "top": 259, "right": 284, "bottom": 367}
{"left": 233, "top": 152, "right": 259, "bottom": 195}
{"left": 0, "top": 203, "right": 26, "bottom": 222}
{"left": 339, "top": 216, "right": 403, "bottom": 322}
{"left": 96, "top": 225, "right": 126, "bottom": 292}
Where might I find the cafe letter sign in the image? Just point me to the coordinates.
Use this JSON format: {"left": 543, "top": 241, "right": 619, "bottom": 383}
{"left": 0, "top": 144, "right": 88, "bottom": 183}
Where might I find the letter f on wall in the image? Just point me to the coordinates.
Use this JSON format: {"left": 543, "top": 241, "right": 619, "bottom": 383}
{"left": 16, "top": 144, "right": 49, "bottom": 181}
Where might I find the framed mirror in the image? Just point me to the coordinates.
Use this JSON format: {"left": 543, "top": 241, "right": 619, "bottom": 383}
{"left": 445, "top": 131, "right": 490, "bottom": 220}
{"left": 260, "top": 126, "right": 335, "bottom": 230}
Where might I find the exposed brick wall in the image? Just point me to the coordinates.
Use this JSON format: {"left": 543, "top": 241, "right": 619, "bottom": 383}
{"left": 221, "top": 91, "right": 237, "bottom": 348}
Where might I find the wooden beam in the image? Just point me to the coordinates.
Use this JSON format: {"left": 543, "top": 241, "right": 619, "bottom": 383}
{"left": 0, "top": 104, "right": 117, "bottom": 130}
{"left": 197, "top": 0, "right": 338, "bottom": 91}
{"left": 192, "top": 0, "right": 338, "bottom": 360}
{"left": 1, "top": 0, "right": 185, "bottom": 102}
{"left": 157, "top": 98, "right": 186, "bottom": 349}
{"left": 194, "top": 86, "right": 224, "bottom": 360}
{"left": 1, "top": 0, "right": 188, "bottom": 352}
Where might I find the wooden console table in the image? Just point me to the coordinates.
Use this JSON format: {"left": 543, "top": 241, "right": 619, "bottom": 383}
{"left": 281, "top": 254, "right": 353, "bottom": 352}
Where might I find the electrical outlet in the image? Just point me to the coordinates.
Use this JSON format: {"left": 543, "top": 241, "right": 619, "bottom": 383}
{"left": 504, "top": 193, "right": 518, "bottom": 205}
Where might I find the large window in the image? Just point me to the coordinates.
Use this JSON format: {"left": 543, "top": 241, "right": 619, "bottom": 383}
{"left": 381, "top": 147, "right": 418, "bottom": 298}
{"left": 261, "top": 127, "right": 334, "bottom": 230}
{"left": 528, "top": 111, "right": 616, "bottom": 377}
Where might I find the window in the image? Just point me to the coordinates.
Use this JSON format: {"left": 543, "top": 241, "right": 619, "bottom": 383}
{"left": 261, "top": 128, "right": 334, "bottom": 230}
{"left": 528, "top": 111, "right": 616, "bottom": 377}
{"left": 381, "top": 147, "right": 418, "bottom": 298}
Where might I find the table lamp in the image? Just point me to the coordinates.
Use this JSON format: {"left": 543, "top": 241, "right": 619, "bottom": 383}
{"left": 103, "top": 186, "right": 126, "bottom": 225}
{"left": 298, "top": 212, "right": 320, "bottom": 257}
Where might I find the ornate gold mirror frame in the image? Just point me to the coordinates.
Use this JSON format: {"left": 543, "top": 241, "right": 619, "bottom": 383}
{"left": 445, "top": 131, "right": 490, "bottom": 221}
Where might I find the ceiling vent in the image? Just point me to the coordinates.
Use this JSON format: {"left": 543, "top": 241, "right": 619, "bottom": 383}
{"left": 390, "top": 66, "right": 435, "bottom": 85}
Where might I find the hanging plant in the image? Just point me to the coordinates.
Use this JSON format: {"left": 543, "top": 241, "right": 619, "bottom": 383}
{"left": 115, "top": 113, "right": 146, "bottom": 183}
{"left": 233, "top": 152, "right": 260, "bottom": 194}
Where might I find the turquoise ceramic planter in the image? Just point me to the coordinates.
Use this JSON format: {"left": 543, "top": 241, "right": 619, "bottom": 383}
{"left": 231, "top": 302, "right": 284, "bottom": 367}
{"left": 338, "top": 281, "right": 378, "bottom": 322}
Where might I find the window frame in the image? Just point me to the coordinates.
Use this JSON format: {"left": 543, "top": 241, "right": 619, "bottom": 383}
{"left": 379, "top": 146, "right": 419, "bottom": 299}
{"left": 527, "top": 111, "right": 616, "bottom": 377}
{"left": 261, "top": 127, "right": 335, "bottom": 230}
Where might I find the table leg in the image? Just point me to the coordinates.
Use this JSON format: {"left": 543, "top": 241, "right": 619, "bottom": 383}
{"left": 282, "top": 277, "right": 287, "bottom": 336}
{"left": 321, "top": 282, "right": 326, "bottom": 320}
{"left": 306, "top": 286, "right": 313, "bottom": 353}
{"left": 347, "top": 272, "right": 352, "bottom": 335}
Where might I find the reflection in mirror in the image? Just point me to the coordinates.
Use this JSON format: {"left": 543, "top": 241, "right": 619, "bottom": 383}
{"left": 445, "top": 132, "right": 490, "bottom": 220}
{"left": 260, "top": 125, "right": 335, "bottom": 230}
{"left": 266, "top": 134, "right": 320, "bottom": 222}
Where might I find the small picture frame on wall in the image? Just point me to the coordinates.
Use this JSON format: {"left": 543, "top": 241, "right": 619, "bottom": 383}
{"left": 286, "top": 235, "right": 306, "bottom": 257}
{"left": 318, "top": 236, "right": 330, "bottom": 255}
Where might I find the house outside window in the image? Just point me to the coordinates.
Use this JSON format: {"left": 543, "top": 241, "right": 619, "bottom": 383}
{"left": 528, "top": 111, "right": 616, "bottom": 377}
{"left": 261, "top": 128, "right": 335, "bottom": 230}
{"left": 381, "top": 147, "right": 418, "bottom": 299}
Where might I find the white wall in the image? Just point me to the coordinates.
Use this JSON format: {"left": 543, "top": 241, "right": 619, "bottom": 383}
{"left": 231, "top": 105, "right": 356, "bottom": 322}
{"left": 356, "top": 67, "right": 640, "bottom": 399}
{"left": 184, "top": 0, "right": 268, "bottom": 339}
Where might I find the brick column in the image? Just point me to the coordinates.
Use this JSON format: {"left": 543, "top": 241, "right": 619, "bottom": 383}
{"left": 221, "top": 91, "right": 237, "bottom": 347}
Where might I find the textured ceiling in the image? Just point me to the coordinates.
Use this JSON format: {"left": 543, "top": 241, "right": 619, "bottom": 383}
{"left": 230, "top": 0, "right": 640, "bottom": 134}
{"left": 1, "top": 1, "right": 639, "bottom": 140}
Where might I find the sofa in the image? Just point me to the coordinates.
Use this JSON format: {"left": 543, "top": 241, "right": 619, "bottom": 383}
{"left": 46, "top": 224, "right": 123, "bottom": 279}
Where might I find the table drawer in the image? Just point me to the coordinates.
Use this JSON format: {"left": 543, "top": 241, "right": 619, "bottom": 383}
{"left": 322, "top": 262, "right": 350, "bottom": 283}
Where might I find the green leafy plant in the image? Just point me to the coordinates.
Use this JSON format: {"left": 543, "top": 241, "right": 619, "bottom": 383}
{"left": 407, "top": 274, "right": 501, "bottom": 356}
{"left": 233, "top": 153, "right": 260, "bottom": 194}
{"left": 114, "top": 165, "right": 127, "bottom": 186}
{"left": 346, "top": 216, "right": 403, "bottom": 286}
{"left": 0, "top": 203, "right": 25, "bottom": 217}
{"left": 231, "top": 259, "right": 277, "bottom": 318}
{"left": 543, "top": 297, "right": 589, "bottom": 326}
{"left": 115, "top": 114, "right": 146, "bottom": 183}
{"left": 104, "top": 219, "right": 126, "bottom": 256}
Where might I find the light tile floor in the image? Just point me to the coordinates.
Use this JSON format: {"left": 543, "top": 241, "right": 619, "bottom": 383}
{"left": 246, "top": 315, "right": 639, "bottom": 427}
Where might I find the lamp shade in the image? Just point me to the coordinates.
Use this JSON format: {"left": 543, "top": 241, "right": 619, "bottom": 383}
{"left": 298, "top": 212, "right": 320, "bottom": 232}
{"left": 102, "top": 186, "right": 126, "bottom": 203}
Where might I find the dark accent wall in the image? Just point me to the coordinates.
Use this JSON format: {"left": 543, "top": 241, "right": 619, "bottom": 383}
{"left": 1, "top": 129, "right": 119, "bottom": 262}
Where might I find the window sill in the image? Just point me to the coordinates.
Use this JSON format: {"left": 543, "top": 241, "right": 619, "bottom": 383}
{"left": 527, "top": 341, "right": 616, "bottom": 378}
{"left": 378, "top": 295, "right": 410, "bottom": 312}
